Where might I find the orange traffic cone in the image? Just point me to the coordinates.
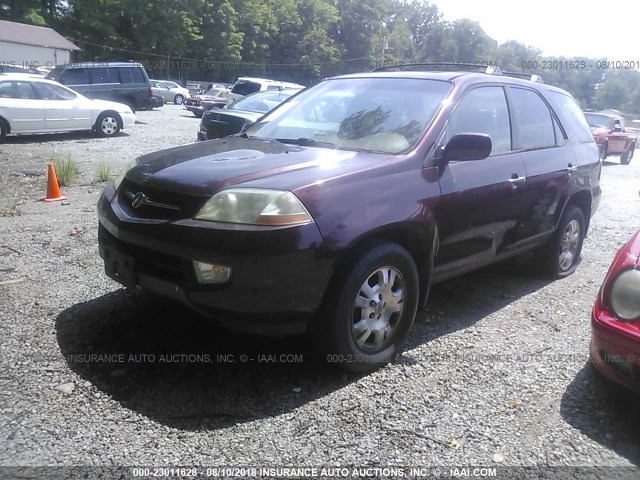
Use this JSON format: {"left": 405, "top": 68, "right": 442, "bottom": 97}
{"left": 42, "top": 162, "right": 68, "bottom": 202}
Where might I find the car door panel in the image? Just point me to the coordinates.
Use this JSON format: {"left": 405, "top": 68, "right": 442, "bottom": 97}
{"left": 431, "top": 85, "right": 528, "bottom": 281}
{"left": 434, "top": 154, "right": 527, "bottom": 280}
{"left": 45, "top": 99, "right": 94, "bottom": 130}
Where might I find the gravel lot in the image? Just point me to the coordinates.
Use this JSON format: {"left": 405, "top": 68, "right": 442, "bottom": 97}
{"left": 0, "top": 104, "right": 639, "bottom": 475}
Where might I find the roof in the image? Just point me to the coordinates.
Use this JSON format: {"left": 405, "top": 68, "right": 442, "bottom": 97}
{"left": 328, "top": 69, "right": 570, "bottom": 95}
{"left": 0, "top": 20, "right": 79, "bottom": 51}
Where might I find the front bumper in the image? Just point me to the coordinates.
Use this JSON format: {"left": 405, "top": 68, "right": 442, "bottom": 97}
{"left": 97, "top": 184, "right": 334, "bottom": 334}
{"left": 185, "top": 104, "right": 204, "bottom": 113}
{"left": 121, "top": 111, "right": 136, "bottom": 129}
{"left": 590, "top": 302, "right": 640, "bottom": 394}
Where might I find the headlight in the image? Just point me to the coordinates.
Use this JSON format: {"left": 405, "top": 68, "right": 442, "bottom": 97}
{"left": 195, "top": 188, "right": 313, "bottom": 226}
{"left": 113, "top": 159, "right": 137, "bottom": 190}
{"left": 610, "top": 268, "right": 640, "bottom": 321}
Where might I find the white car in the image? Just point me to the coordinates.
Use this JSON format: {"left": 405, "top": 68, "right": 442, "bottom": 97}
{"left": 150, "top": 80, "right": 190, "bottom": 105}
{"left": 0, "top": 74, "right": 135, "bottom": 143}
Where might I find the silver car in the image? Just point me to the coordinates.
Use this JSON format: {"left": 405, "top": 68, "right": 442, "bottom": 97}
{"left": 149, "top": 80, "right": 190, "bottom": 105}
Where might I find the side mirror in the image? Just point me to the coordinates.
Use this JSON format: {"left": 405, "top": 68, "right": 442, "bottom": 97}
{"left": 438, "top": 133, "right": 492, "bottom": 163}
{"left": 613, "top": 125, "right": 622, "bottom": 132}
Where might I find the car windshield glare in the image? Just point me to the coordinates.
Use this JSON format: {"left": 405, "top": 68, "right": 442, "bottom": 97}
{"left": 246, "top": 78, "right": 452, "bottom": 154}
{"left": 231, "top": 91, "right": 291, "bottom": 113}
{"left": 584, "top": 113, "right": 611, "bottom": 129}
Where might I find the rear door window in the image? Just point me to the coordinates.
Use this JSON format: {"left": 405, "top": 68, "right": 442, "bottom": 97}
{"left": 91, "top": 68, "right": 119, "bottom": 84}
{"left": 60, "top": 68, "right": 90, "bottom": 85}
{"left": 510, "top": 87, "right": 556, "bottom": 150}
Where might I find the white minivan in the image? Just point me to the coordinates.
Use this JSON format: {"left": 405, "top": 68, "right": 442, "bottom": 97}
{"left": 227, "top": 76, "right": 305, "bottom": 105}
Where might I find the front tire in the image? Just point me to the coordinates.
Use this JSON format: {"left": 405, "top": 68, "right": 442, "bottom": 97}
{"left": 312, "top": 241, "right": 419, "bottom": 373}
{"left": 535, "top": 205, "right": 585, "bottom": 278}
{"left": 193, "top": 111, "right": 203, "bottom": 118}
{"left": 95, "top": 112, "right": 121, "bottom": 137}
{"left": 599, "top": 142, "right": 608, "bottom": 160}
{"left": 621, "top": 143, "right": 635, "bottom": 165}
{"left": 174, "top": 94, "right": 184, "bottom": 105}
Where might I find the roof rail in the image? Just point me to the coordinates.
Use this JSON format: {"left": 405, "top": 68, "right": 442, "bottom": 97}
{"left": 372, "top": 62, "right": 499, "bottom": 72}
{"left": 501, "top": 71, "right": 545, "bottom": 83}
{"left": 372, "top": 62, "right": 544, "bottom": 83}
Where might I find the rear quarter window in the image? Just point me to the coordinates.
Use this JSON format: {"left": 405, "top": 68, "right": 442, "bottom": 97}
{"left": 117, "top": 67, "right": 146, "bottom": 84}
{"left": 545, "top": 90, "right": 594, "bottom": 143}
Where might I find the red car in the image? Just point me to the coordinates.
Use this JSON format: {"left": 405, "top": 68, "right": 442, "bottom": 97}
{"left": 591, "top": 228, "right": 640, "bottom": 393}
{"left": 584, "top": 112, "right": 636, "bottom": 164}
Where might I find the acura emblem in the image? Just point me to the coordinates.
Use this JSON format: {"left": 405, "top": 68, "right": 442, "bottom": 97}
{"left": 131, "top": 192, "right": 147, "bottom": 208}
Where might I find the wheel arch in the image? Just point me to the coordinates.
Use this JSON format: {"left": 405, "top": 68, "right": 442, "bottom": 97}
{"left": 563, "top": 189, "right": 592, "bottom": 236}
{"left": 0, "top": 115, "right": 10, "bottom": 134}
{"left": 329, "top": 222, "right": 438, "bottom": 311}
{"left": 95, "top": 110, "right": 123, "bottom": 130}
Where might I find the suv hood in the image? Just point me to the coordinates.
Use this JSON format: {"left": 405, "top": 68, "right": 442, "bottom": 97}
{"left": 187, "top": 95, "right": 226, "bottom": 102}
{"left": 127, "top": 136, "right": 389, "bottom": 197}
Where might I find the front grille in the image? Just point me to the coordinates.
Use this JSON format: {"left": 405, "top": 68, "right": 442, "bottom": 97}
{"left": 118, "top": 179, "right": 205, "bottom": 220}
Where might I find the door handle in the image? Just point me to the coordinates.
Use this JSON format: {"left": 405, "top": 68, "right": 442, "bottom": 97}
{"left": 508, "top": 174, "right": 527, "bottom": 184}
{"left": 567, "top": 164, "right": 578, "bottom": 173}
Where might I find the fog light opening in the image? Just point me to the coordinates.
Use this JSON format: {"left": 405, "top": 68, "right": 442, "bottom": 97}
{"left": 193, "top": 261, "right": 232, "bottom": 284}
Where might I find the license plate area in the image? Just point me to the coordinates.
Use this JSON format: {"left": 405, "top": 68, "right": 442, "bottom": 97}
{"left": 103, "top": 245, "right": 136, "bottom": 288}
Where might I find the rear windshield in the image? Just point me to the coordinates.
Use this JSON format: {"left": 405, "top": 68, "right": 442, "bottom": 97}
{"left": 231, "top": 80, "right": 261, "bottom": 96}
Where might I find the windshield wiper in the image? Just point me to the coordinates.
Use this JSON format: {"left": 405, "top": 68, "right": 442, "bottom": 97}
{"left": 276, "top": 137, "right": 336, "bottom": 148}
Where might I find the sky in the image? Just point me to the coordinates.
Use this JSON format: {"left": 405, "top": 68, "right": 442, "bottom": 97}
{"left": 430, "top": 0, "right": 640, "bottom": 61}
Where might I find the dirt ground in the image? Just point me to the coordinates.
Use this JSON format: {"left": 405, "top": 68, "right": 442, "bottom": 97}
{"left": 1, "top": 104, "right": 639, "bottom": 472}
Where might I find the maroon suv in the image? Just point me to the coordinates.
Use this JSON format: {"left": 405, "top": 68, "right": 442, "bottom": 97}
{"left": 98, "top": 67, "right": 601, "bottom": 372}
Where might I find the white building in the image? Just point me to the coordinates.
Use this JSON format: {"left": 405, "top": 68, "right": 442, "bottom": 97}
{"left": 0, "top": 20, "right": 80, "bottom": 69}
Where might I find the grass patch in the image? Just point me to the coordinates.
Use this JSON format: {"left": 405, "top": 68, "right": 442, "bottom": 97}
{"left": 52, "top": 154, "right": 78, "bottom": 186}
{"left": 96, "top": 162, "right": 112, "bottom": 182}
{"left": 0, "top": 187, "right": 21, "bottom": 216}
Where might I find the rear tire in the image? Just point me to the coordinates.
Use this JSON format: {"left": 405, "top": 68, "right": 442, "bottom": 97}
{"left": 621, "top": 143, "right": 635, "bottom": 165}
{"left": 0, "top": 117, "right": 7, "bottom": 144}
{"left": 311, "top": 241, "right": 419, "bottom": 373}
{"left": 535, "top": 205, "right": 585, "bottom": 278}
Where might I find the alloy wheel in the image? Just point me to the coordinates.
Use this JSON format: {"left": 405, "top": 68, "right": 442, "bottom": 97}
{"left": 559, "top": 219, "right": 581, "bottom": 271}
{"left": 352, "top": 266, "right": 405, "bottom": 350}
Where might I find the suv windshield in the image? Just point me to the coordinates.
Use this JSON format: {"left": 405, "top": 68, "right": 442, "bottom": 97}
{"left": 246, "top": 77, "right": 452, "bottom": 154}
{"left": 231, "top": 80, "right": 262, "bottom": 96}
{"left": 584, "top": 113, "right": 613, "bottom": 129}
{"left": 230, "top": 90, "right": 296, "bottom": 113}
